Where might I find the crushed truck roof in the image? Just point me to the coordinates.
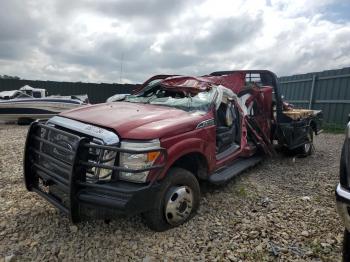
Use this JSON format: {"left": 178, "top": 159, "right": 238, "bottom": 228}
{"left": 141, "top": 72, "right": 246, "bottom": 95}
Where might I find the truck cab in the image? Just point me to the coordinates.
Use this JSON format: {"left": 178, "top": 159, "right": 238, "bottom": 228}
{"left": 23, "top": 70, "right": 322, "bottom": 231}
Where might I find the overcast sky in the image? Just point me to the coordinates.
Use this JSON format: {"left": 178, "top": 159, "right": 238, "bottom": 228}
{"left": 0, "top": 0, "right": 349, "bottom": 83}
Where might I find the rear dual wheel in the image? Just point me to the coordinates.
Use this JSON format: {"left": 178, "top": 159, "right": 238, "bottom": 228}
{"left": 296, "top": 128, "right": 313, "bottom": 156}
{"left": 143, "top": 168, "right": 200, "bottom": 231}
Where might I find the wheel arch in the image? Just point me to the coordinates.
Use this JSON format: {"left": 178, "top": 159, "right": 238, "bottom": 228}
{"left": 167, "top": 151, "right": 209, "bottom": 180}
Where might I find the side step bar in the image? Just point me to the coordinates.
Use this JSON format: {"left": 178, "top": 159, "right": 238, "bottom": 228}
{"left": 209, "top": 155, "right": 263, "bottom": 185}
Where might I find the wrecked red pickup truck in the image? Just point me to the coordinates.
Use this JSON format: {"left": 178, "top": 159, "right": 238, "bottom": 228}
{"left": 24, "top": 70, "right": 322, "bottom": 231}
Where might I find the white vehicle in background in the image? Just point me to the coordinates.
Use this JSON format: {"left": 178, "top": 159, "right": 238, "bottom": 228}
{"left": 0, "top": 85, "right": 89, "bottom": 124}
{"left": 0, "top": 85, "right": 47, "bottom": 100}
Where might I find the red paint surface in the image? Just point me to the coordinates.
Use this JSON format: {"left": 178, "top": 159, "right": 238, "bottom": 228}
{"left": 60, "top": 102, "right": 208, "bottom": 140}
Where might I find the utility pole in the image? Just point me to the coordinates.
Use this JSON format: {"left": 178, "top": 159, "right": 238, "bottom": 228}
{"left": 120, "top": 53, "right": 124, "bottom": 84}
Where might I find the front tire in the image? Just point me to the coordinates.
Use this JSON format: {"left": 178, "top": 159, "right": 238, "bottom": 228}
{"left": 143, "top": 168, "right": 200, "bottom": 231}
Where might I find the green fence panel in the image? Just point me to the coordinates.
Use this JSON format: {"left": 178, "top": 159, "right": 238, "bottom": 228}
{"left": 279, "top": 67, "right": 350, "bottom": 125}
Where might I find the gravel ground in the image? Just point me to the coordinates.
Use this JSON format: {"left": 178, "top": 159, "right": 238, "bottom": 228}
{"left": 0, "top": 125, "right": 345, "bottom": 261}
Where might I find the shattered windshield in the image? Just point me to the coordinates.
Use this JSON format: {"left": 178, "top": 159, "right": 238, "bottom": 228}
{"left": 122, "top": 84, "right": 217, "bottom": 112}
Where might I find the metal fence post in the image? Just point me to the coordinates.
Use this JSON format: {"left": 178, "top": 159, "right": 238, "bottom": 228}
{"left": 308, "top": 74, "right": 316, "bottom": 109}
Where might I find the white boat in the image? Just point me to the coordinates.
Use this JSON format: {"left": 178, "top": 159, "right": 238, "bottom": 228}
{"left": 0, "top": 85, "right": 88, "bottom": 123}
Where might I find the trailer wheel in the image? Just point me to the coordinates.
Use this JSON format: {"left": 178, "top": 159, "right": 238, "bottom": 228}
{"left": 296, "top": 128, "right": 313, "bottom": 156}
{"left": 143, "top": 168, "right": 200, "bottom": 231}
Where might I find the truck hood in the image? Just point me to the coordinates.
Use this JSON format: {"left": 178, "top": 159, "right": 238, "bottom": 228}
{"left": 59, "top": 102, "right": 207, "bottom": 140}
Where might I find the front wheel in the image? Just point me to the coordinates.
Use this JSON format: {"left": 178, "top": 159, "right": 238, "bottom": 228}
{"left": 142, "top": 168, "right": 200, "bottom": 231}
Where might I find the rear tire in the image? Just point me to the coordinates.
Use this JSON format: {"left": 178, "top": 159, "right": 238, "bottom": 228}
{"left": 142, "top": 168, "right": 200, "bottom": 231}
{"left": 295, "top": 128, "right": 313, "bottom": 156}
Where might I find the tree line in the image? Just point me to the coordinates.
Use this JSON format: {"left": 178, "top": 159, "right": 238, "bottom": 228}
{"left": 0, "top": 75, "right": 20, "bottom": 79}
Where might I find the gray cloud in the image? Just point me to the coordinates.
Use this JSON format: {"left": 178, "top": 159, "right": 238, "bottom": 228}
{"left": 53, "top": 0, "right": 194, "bottom": 32}
{"left": 91, "top": 0, "right": 190, "bottom": 18}
{"left": 0, "top": 1, "right": 42, "bottom": 60}
{"left": 160, "top": 14, "right": 263, "bottom": 55}
{"left": 0, "top": 0, "right": 349, "bottom": 83}
{"left": 194, "top": 15, "right": 264, "bottom": 54}
{"left": 0, "top": 1, "right": 40, "bottom": 40}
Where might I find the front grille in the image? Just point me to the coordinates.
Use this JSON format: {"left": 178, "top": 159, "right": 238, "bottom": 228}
{"left": 27, "top": 123, "right": 120, "bottom": 188}
{"left": 28, "top": 123, "right": 81, "bottom": 187}
{"left": 38, "top": 126, "right": 79, "bottom": 180}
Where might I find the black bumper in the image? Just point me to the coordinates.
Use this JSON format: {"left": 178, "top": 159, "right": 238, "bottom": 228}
{"left": 24, "top": 121, "right": 166, "bottom": 222}
{"left": 32, "top": 179, "right": 162, "bottom": 220}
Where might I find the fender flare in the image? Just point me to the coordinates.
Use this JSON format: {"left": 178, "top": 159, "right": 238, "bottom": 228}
{"left": 160, "top": 138, "right": 211, "bottom": 179}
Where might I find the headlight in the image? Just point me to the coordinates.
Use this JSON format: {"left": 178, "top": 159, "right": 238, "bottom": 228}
{"left": 87, "top": 140, "right": 117, "bottom": 182}
{"left": 97, "top": 150, "right": 117, "bottom": 180}
{"left": 119, "top": 140, "right": 161, "bottom": 183}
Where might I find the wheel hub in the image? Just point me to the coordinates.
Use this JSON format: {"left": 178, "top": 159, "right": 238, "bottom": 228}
{"left": 304, "top": 132, "right": 312, "bottom": 152}
{"left": 304, "top": 142, "right": 311, "bottom": 152}
{"left": 164, "top": 186, "right": 193, "bottom": 225}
